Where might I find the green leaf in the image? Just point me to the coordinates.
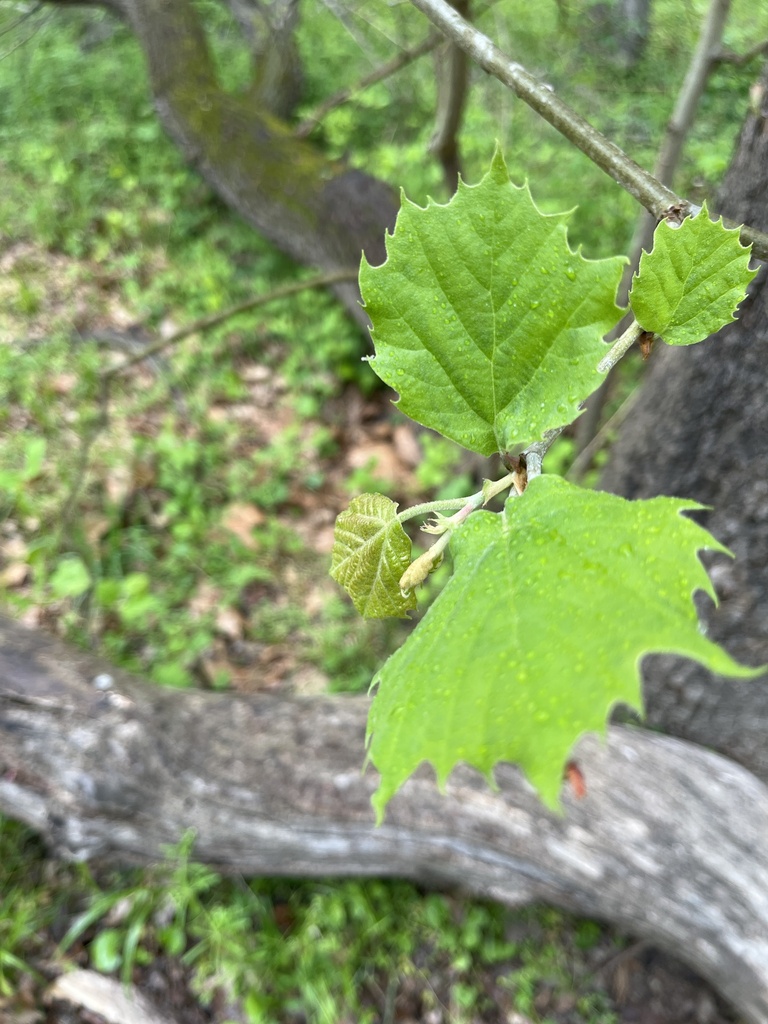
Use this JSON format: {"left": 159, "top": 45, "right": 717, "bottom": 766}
{"left": 331, "top": 493, "right": 416, "bottom": 619}
{"left": 49, "top": 556, "right": 92, "bottom": 599}
{"left": 360, "top": 148, "right": 625, "bottom": 457}
{"left": 89, "top": 929, "right": 123, "bottom": 973}
{"left": 629, "top": 203, "right": 757, "bottom": 346}
{"left": 367, "top": 475, "right": 761, "bottom": 819}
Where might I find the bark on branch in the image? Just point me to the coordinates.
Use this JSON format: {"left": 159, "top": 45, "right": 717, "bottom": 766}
{"left": 1, "top": 614, "right": 768, "bottom": 1023}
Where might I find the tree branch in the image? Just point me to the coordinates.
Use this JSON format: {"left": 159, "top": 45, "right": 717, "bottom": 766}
{"left": 406, "top": 0, "right": 768, "bottom": 261}
{"left": 101, "top": 268, "right": 358, "bottom": 379}
{"left": 41, "top": 0, "right": 398, "bottom": 330}
{"left": 714, "top": 38, "right": 768, "bottom": 66}
{"left": 429, "top": 0, "right": 470, "bottom": 191}
{"left": 295, "top": 33, "right": 440, "bottom": 138}
{"left": 653, "top": 0, "right": 731, "bottom": 190}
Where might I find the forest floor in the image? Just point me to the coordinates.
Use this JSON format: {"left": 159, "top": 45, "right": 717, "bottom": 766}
{"left": 2, "top": 918, "right": 738, "bottom": 1024}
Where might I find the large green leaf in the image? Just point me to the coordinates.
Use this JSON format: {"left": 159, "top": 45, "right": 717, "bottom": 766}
{"left": 629, "top": 204, "right": 756, "bottom": 346}
{"left": 360, "top": 149, "right": 625, "bottom": 457}
{"left": 367, "top": 475, "right": 761, "bottom": 818}
{"left": 331, "top": 493, "right": 416, "bottom": 619}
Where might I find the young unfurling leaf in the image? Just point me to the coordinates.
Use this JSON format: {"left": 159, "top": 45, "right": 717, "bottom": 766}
{"left": 331, "top": 493, "right": 416, "bottom": 619}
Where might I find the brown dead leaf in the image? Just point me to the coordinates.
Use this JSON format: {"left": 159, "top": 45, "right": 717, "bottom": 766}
{"left": 393, "top": 424, "right": 423, "bottom": 468}
{"left": 84, "top": 515, "right": 110, "bottom": 545}
{"left": 345, "top": 441, "right": 406, "bottom": 485}
{"left": 215, "top": 605, "right": 244, "bottom": 640}
{"left": 1, "top": 535, "right": 28, "bottom": 561}
{"left": 259, "top": 647, "right": 298, "bottom": 690}
{"left": 106, "top": 300, "right": 139, "bottom": 330}
{"left": 104, "top": 464, "right": 134, "bottom": 504}
{"left": 196, "top": 640, "right": 231, "bottom": 688}
{"left": 17, "top": 606, "right": 41, "bottom": 629}
{"left": 45, "top": 970, "right": 174, "bottom": 1024}
{"left": 50, "top": 372, "right": 78, "bottom": 395}
{"left": 159, "top": 316, "right": 180, "bottom": 339}
{"left": 290, "top": 509, "right": 336, "bottom": 555}
{"left": 303, "top": 583, "right": 332, "bottom": 618}
{"left": 290, "top": 665, "right": 330, "bottom": 695}
{"left": 241, "top": 364, "right": 272, "bottom": 384}
{"left": 220, "top": 502, "right": 265, "bottom": 549}
{"left": 188, "top": 580, "right": 222, "bottom": 619}
{"left": 0, "top": 562, "right": 29, "bottom": 588}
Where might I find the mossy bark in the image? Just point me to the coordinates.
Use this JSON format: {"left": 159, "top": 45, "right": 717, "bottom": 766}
{"left": 67, "top": 0, "right": 398, "bottom": 328}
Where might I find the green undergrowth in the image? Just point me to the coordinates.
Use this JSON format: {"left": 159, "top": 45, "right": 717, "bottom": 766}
{"left": 0, "top": 325, "right": 403, "bottom": 691}
{"left": 0, "top": 820, "right": 619, "bottom": 1023}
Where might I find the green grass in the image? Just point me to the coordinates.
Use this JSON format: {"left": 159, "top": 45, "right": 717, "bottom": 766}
{"left": 0, "top": 819, "right": 618, "bottom": 1023}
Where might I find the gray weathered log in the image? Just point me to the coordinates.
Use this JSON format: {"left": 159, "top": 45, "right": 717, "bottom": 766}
{"left": 1, "top": 614, "right": 768, "bottom": 1023}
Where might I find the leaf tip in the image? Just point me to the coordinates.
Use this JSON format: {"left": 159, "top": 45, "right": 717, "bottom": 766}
{"left": 489, "top": 143, "right": 510, "bottom": 182}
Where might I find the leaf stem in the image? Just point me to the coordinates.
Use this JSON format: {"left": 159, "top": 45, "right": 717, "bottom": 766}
{"left": 102, "top": 269, "right": 359, "bottom": 380}
{"left": 397, "top": 471, "right": 519, "bottom": 593}
{"left": 523, "top": 427, "right": 564, "bottom": 476}
{"left": 598, "top": 319, "right": 646, "bottom": 374}
{"left": 397, "top": 470, "right": 519, "bottom": 526}
{"left": 397, "top": 497, "right": 473, "bottom": 522}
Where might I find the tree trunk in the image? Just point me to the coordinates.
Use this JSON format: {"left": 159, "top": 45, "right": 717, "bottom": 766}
{"left": 51, "top": 0, "right": 398, "bottom": 328}
{"left": 600, "top": 66, "right": 768, "bottom": 783}
{"left": 616, "top": 0, "right": 651, "bottom": 69}
{"left": 1, "top": 613, "right": 768, "bottom": 1023}
{"left": 225, "top": 0, "right": 304, "bottom": 119}
{"left": 429, "top": 0, "right": 470, "bottom": 192}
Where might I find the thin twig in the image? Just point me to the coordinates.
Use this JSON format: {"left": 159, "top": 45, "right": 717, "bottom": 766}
{"left": 714, "top": 38, "right": 768, "bottom": 65}
{"left": 406, "top": 0, "right": 768, "bottom": 261}
{"left": 429, "top": 0, "right": 469, "bottom": 192}
{"left": 581, "top": 939, "right": 650, "bottom": 988}
{"left": 0, "top": 7, "right": 52, "bottom": 61}
{"left": 101, "top": 268, "right": 358, "bottom": 380}
{"left": 598, "top": 321, "right": 645, "bottom": 374}
{"left": 58, "top": 268, "right": 357, "bottom": 539}
{"left": 57, "top": 378, "right": 111, "bottom": 542}
{"left": 567, "top": 385, "right": 643, "bottom": 483}
{"left": 295, "top": 34, "right": 439, "bottom": 137}
{"left": 0, "top": 3, "right": 43, "bottom": 39}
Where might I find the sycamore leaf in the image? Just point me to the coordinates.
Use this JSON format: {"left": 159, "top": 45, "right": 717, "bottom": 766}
{"left": 367, "top": 475, "right": 762, "bottom": 819}
{"left": 629, "top": 204, "right": 756, "bottom": 346}
{"left": 360, "top": 148, "right": 625, "bottom": 457}
{"left": 331, "top": 493, "right": 416, "bottom": 619}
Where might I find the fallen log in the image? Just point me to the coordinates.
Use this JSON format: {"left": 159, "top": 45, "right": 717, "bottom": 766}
{"left": 1, "top": 614, "right": 767, "bottom": 1022}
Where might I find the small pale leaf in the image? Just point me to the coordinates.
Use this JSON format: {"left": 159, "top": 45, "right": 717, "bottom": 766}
{"left": 367, "top": 475, "right": 762, "bottom": 819}
{"left": 331, "top": 493, "right": 416, "bottom": 619}
{"left": 629, "top": 204, "right": 757, "bottom": 346}
{"left": 360, "top": 148, "right": 625, "bottom": 457}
